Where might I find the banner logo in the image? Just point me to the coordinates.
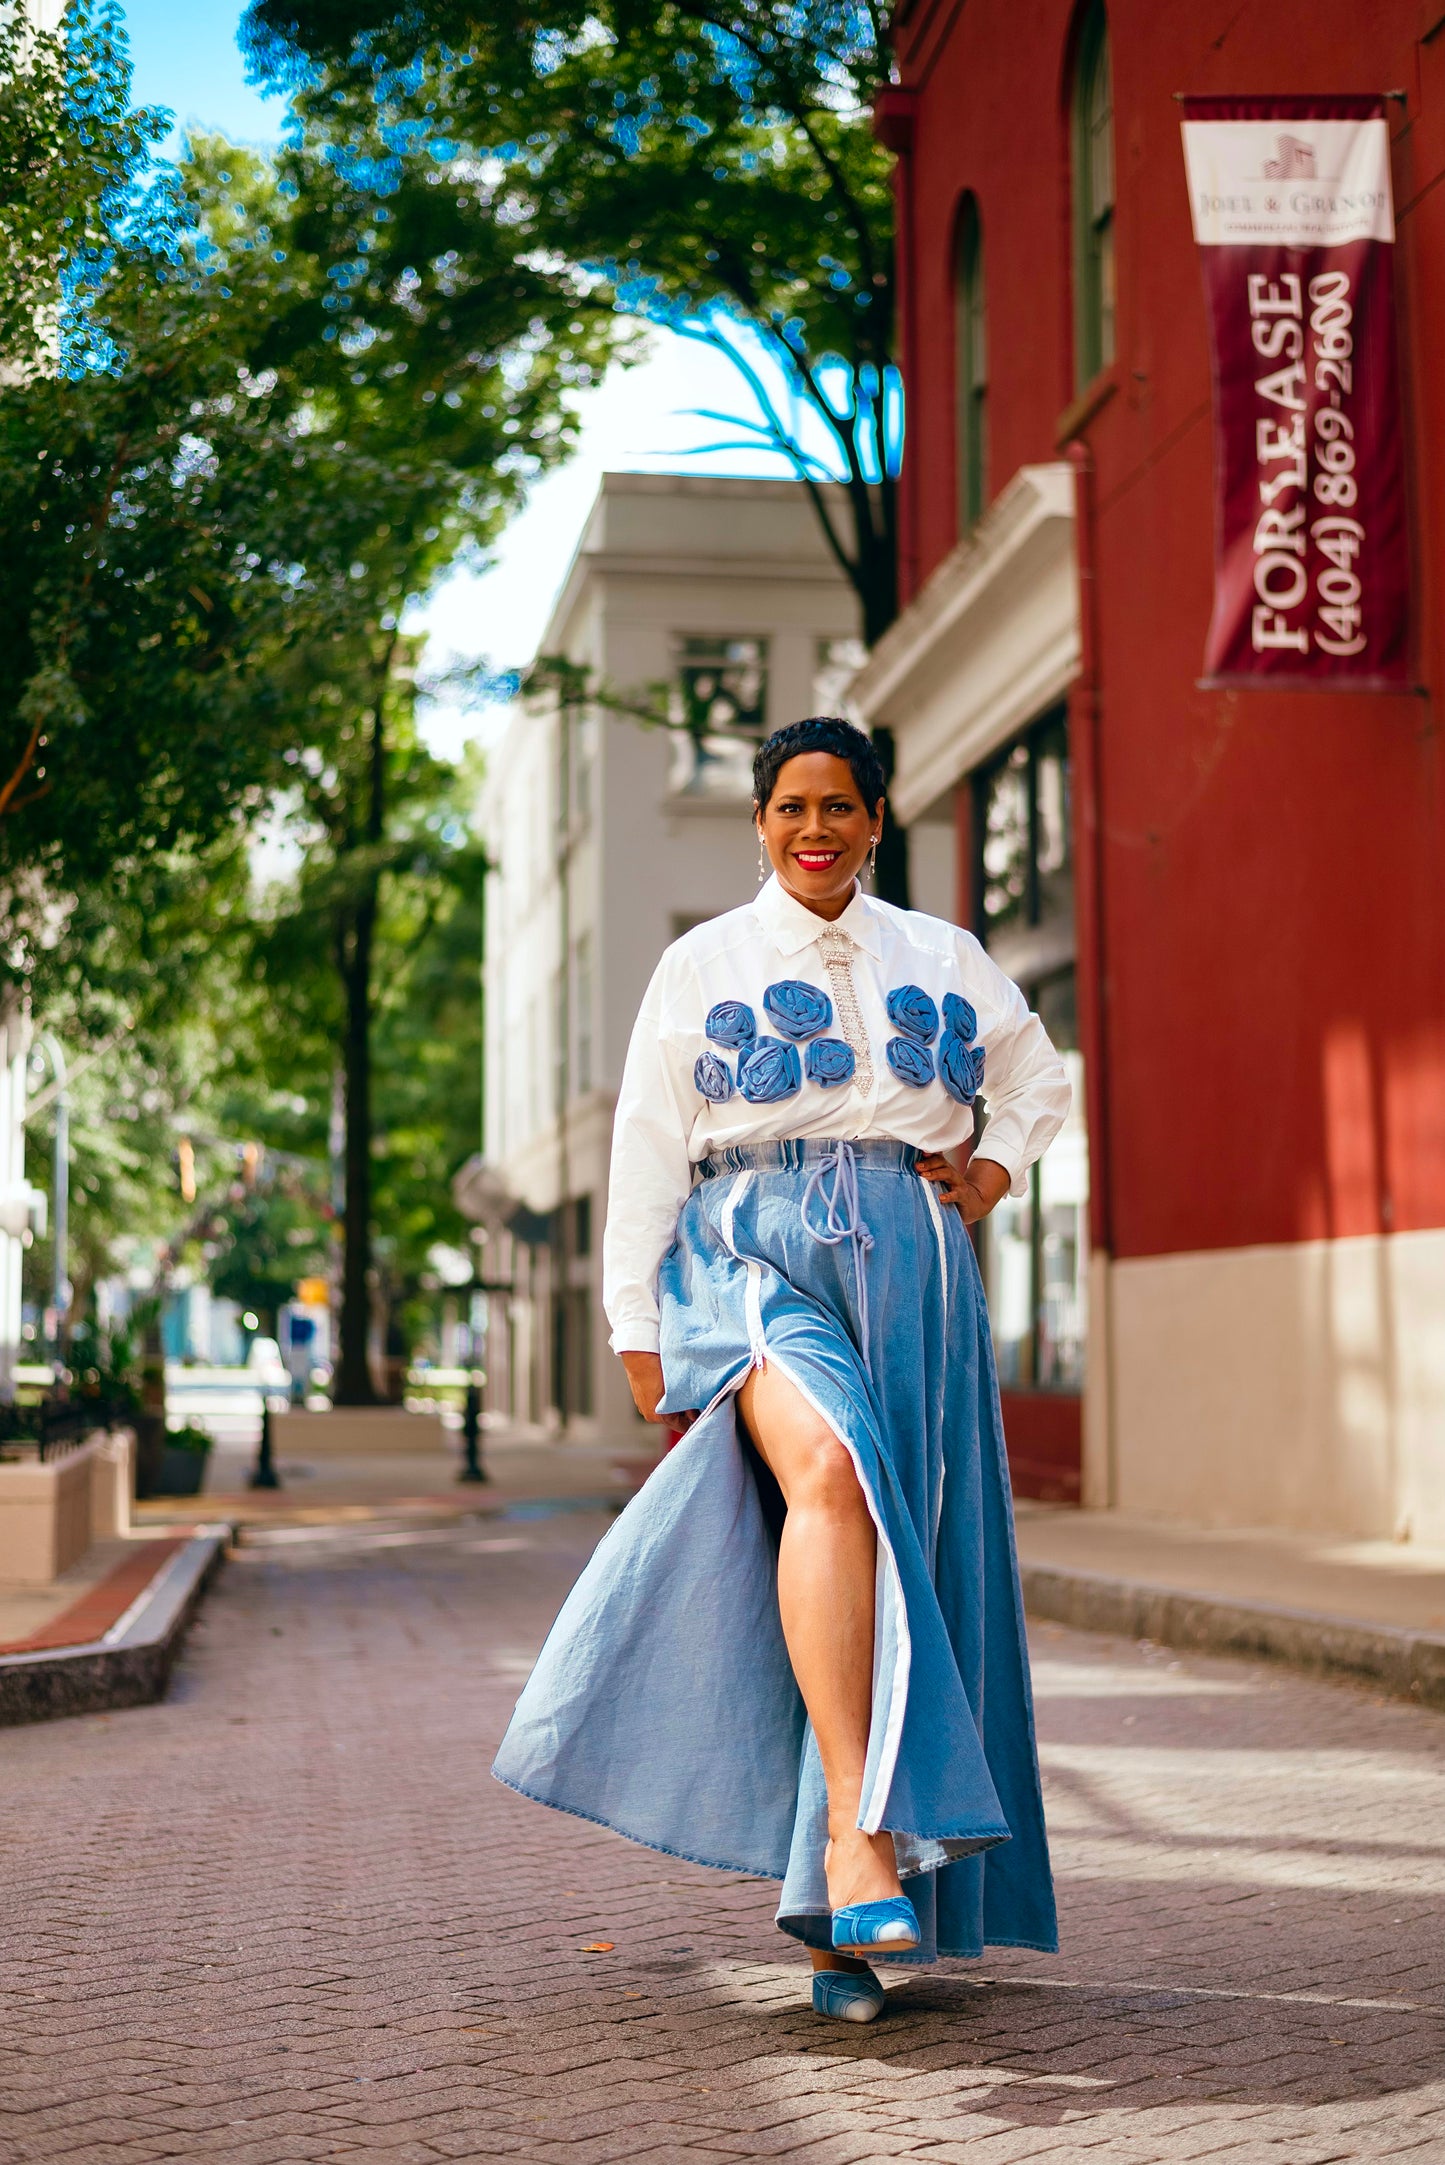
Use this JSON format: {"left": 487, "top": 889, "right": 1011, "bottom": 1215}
{"left": 1263, "top": 135, "right": 1316, "bottom": 180}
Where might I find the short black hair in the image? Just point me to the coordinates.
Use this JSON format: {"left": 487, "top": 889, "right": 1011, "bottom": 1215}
{"left": 752, "top": 717, "right": 886, "bottom": 814}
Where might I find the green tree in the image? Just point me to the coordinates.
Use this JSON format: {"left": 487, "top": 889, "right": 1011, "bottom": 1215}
{"left": 207, "top": 1182, "right": 329, "bottom": 1340}
{"left": 240, "top": 2, "right": 897, "bottom": 619}
{"left": 0, "top": 0, "right": 189, "bottom": 381}
{"left": 212, "top": 140, "right": 607, "bottom": 1396}
{"left": 207, "top": 751, "right": 486, "bottom": 1380}
{"left": 19, "top": 832, "right": 264, "bottom": 1347}
{"left": 242, "top": 0, "right": 910, "bottom": 896}
{"left": 369, "top": 827, "right": 486, "bottom": 1356}
{"left": 4, "top": 126, "right": 610, "bottom": 1394}
{"left": 0, "top": 152, "right": 319, "bottom": 957}
{"left": 240, "top": 645, "right": 486, "bottom": 1400}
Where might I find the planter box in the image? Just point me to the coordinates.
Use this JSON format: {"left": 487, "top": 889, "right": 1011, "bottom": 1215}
{"left": 131, "top": 1413, "right": 166, "bottom": 1501}
{"left": 155, "top": 1446, "right": 209, "bottom": 1497}
{"left": 0, "top": 1431, "right": 133, "bottom": 1587}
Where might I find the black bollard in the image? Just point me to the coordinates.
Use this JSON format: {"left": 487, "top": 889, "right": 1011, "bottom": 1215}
{"left": 249, "top": 1399, "right": 281, "bottom": 1490}
{"left": 458, "top": 1375, "right": 487, "bottom": 1484}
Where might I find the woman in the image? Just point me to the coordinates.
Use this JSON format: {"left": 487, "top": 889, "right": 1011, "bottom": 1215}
{"left": 494, "top": 716, "right": 1071, "bottom": 2023}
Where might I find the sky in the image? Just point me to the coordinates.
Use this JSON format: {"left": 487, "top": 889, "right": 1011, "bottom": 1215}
{"left": 117, "top": 0, "right": 818, "bottom": 759}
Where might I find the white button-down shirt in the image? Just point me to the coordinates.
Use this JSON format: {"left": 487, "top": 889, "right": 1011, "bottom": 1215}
{"left": 603, "top": 874, "right": 1072, "bottom": 1353}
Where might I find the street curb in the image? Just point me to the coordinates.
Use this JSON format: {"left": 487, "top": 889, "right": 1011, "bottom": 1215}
{"left": 1020, "top": 1562, "right": 1445, "bottom": 1711}
{"left": 0, "top": 1526, "right": 229, "bottom": 1728}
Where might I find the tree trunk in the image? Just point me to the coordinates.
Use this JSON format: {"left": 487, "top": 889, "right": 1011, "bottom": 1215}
{"left": 848, "top": 481, "right": 910, "bottom": 911}
{"left": 333, "top": 883, "right": 379, "bottom": 1405}
{"left": 332, "top": 648, "right": 392, "bottom": 1407}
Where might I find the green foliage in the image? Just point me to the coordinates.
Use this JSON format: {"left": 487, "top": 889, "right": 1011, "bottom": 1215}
{"left": 0, "top": 129, "right": 611, "bottom": 981}
{"left": 0, "top": 150, "right": 320, "bottom": 960}
{"left": 241, "top": 1, "right": 901, "bottom": 638}
{"left": 21, "top": 896, "right": 239, "bottom": 1324}
{"left": 2, "top": 117, "right": 602, "bottom": 1362}
{"left": 163, "top": 1422, "right": 212, "bottom": 1454}
{"left": 0, "top": 0, "right": 189, "bottom": 380}
{"left": 218, "top": 743, "right": 487, "bottom": 1348}
{"left": 207, "top": 1184, "right": 328, "bottom": 1332}
{"left": 371, "top": 828, "right": 485, "bottom": 1345}
{"left": 67, "top": 1310, "right": 142, "bottom": 1415}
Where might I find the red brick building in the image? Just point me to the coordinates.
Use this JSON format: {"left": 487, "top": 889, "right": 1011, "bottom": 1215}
{"left": 853, "top": 1, "right": 1445, "bottom": 1537}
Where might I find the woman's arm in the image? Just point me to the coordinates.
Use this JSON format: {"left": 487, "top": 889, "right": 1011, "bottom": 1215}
{"left": 955, "top": 935, "right": 1072, "bottom": 1197}
{"left": 915, "top": 1150, "right": 1010, "bottom": 1222}
{"left": 619, "top": 1349, "right": 698, "bottom": 1429}
{"left": 602, "top": 952, "right": 699, "bottom": 1377}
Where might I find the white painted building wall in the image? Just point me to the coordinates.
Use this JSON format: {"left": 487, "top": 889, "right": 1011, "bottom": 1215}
{"left": 479, "top": 473, "right": 951, "bottom": 1444}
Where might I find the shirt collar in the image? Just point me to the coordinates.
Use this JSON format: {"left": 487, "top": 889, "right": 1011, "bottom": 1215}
{"left": 754, "top": 873, "right": 884, "bottom": 962}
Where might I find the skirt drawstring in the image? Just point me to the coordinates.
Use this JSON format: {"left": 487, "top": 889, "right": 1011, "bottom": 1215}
{"left": 800, "top": 1140, "right": 875, "bottom": 1375}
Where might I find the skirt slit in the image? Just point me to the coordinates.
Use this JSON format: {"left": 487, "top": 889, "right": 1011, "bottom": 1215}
{"left": 756, "top": 1339, "right": 913, "bottom": 1844}
{"left": 491, "top": 1144, "right": 1059, "bottom": 1962}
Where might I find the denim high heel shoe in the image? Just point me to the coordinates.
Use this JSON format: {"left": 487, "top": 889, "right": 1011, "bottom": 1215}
{"left": 812, "top": 1964, "right": 886, "bottom": 2022}
{"left": 830, "top": 1893, "right": 922, "bottom": 1956}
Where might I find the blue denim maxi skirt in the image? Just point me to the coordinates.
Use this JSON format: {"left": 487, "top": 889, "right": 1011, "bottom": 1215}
{"left": 492, "top": 1138, "right": 1058, "bottom": 1961}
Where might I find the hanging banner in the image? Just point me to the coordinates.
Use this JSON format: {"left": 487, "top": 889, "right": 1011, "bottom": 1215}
{"left": 1180, "top": 95, "right": 1409, "bottom": 688}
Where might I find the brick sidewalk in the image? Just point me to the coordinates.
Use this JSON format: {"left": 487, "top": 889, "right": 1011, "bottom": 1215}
{"left": 2, "top": 1504, "right": 1443, "bottom": 2163}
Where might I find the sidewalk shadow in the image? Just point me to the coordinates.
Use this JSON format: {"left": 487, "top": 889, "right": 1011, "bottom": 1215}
{"left": 596, "top": 1938, "right": 1445, "bottom": 2132}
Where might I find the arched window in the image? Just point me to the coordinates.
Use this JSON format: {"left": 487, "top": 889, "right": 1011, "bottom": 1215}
{"left": 1070, "top": 0, "right": 1115, "bottom": 390}
{"left": 954, "top": 193, "right": 988, "bottom": 530}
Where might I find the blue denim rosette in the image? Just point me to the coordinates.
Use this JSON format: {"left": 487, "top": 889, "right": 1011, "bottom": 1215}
{"left": 706, "top": 1000, "right": 756, "bottom": 1050}
{"left": 943, "top": 992, "right": 978, "bottom": 1043}
{"left": 737, "top": 1034, "right": 803, "bottom": 1104}
{"left": 763, "top": 980, "right": 832, "bottom": 1041}
{"left": 886, "top": 1037, "right": 935, "bottom": 1089}
{"left": 886, "top": 984, "right": 940, "bottom": 1045}
{"left": 939, "top": 1032, "right": 987, "bottom": 1105}
{"left": 694, "top": 1050, "right": 734, "bottom": 1104}
{"left": 805, "top": 1037, "right": 855, "bottom": 1088}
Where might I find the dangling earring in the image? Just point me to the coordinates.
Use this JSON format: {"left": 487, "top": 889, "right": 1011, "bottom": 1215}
{"left": 757, "top": 831, "right": 768, "bottom": 883}
{"left": 868, "top": 833, "right": 879, "bottom": 881}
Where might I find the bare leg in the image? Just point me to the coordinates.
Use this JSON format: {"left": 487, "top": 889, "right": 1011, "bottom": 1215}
{"left": 737, "top": 1360, "right": 904, "bottom": 1967}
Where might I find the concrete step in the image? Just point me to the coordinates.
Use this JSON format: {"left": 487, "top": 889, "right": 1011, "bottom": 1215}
{"left": 1016, "top": 1503, "right": 1445, "bottom": 1709}
{"left": 0, "top": 1526, "right": 228, "bottom": 1726}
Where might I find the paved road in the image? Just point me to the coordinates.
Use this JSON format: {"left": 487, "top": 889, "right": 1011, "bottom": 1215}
{"left": 3, "top": 1503, "right": 1444, "bottom": 2163}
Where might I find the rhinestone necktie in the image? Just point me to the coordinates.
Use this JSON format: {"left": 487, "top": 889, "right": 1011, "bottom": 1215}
{"left": 817, "top": 924, "right": 872, "bottom": 1096}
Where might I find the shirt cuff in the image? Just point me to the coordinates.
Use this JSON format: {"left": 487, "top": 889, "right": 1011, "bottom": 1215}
{"left": 972, "top": 1143, "right": 1029, "bottom": 1200}
{"left": 609, "top": 1320, "right": 661, "bottom": 1355}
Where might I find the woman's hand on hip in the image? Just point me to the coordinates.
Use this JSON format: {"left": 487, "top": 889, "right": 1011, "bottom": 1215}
{"left": 619, "top": 1349, "right": 698, "bottom": 1430}
{"left": 916, "top": 1151, "right": 1011, "bottom": 1224}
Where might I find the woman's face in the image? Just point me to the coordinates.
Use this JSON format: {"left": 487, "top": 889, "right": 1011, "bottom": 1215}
{"left": 756, "top": 752, "right": 883, "bottom": 917}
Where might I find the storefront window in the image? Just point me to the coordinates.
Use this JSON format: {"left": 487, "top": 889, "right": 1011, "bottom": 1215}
{"left": 974, "top": 713, "right": 1088, "bottom": 1391}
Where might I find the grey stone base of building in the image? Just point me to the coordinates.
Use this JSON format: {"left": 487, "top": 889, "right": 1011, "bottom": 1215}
{"left": 1021, "top": 1560, "right": 1445, "bottom": 1710}
{"left": 0, "top": 1528, "right": 228, "bottom": 1727}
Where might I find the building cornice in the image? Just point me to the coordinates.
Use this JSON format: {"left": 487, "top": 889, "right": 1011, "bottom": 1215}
{"left": 850, "top": 463, "right": 1080, "bottom": 823}
{"left": 591, "top": 552, "right": 849, "bottom": 587}
{"left": 540, "top": 473, "right": 853, "bottom": 657}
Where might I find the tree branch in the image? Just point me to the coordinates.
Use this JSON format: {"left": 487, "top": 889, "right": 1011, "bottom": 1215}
{"left": 672, "top": 315, "right": 860, "bottom": 581}
{"left": 686, "top": 7, "right": 883, "bottom": 290}
{"left": 0, "top": 722, "right": 44, "bottom": 821}
{"left": 2, "top": 780, "right": 53, "bottom": 815}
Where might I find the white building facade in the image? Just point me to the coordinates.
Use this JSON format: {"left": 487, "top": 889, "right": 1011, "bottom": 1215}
{"left": 478, "top": 473, "right": 957, "bottom": 1444}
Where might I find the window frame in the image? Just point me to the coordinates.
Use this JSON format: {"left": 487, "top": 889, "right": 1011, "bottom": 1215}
{"left": 1070, "top": 0, "right": 1116, "bottom": 393}
{"left": 669, "top": 632, "right": 771, "bottom": 798}
{"left": 954, "top": 192, "right": 988, "bottom": 532}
